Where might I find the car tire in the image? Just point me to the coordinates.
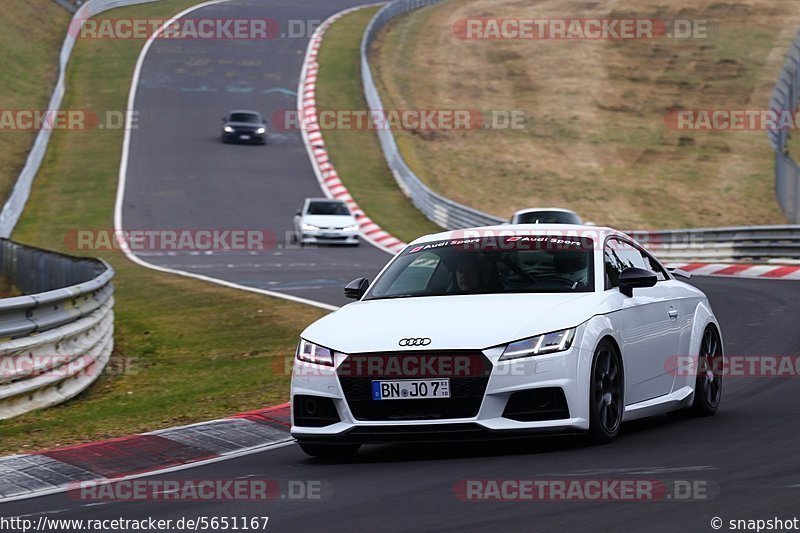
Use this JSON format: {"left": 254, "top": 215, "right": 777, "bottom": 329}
{"left": 298, "top": 442, "right": 360, "bottom": 459}
{"left": 588, "top": 339, "right": 624, "bottom": 443}
{"left": 691, "top": 326, "right": 723, "bottom": 417}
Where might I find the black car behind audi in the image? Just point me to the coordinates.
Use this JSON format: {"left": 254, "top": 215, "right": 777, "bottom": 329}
{"left": 221, "top": 110, "right": 267, "bottom": 144}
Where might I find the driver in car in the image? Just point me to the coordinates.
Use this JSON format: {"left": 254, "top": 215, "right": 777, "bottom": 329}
{"left": 455, "top": 255, "right": 484, "bottom": 293}
{"left": 553, "top": 251, "right": 589, "bottom": 289}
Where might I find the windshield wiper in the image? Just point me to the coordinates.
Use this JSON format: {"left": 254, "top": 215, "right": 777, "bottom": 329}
{"left": 368, "top": 292, "right": 453, "bottom": 301}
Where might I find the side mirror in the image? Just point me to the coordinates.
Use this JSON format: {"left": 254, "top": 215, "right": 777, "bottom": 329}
{"left": 618, "top": 267, "right": 657, "bottom": 297}
{"left": 354, "top": 212, "right": 362, "bottom": 219}
{"left": 295, "top": 210, "right": 301, "bottom": 216}
{"left": 344, "top": 277, "right": 369, "bottom": 300}
{"left": 222, "top": 116, "right": 227, "bottom": 121}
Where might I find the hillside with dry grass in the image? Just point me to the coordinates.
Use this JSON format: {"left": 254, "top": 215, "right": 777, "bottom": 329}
{"left": 0, "top": 1, "right": 70, "bottom": 204}
{"left": 371, "top": 0, "right": 800, "bottom": 229}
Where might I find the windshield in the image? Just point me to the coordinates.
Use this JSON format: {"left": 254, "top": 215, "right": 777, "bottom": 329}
{"left": 365, "top": 235, "right": 595, "bottom": 300}
{"left": 307, "top": 201, "right": 351, "bottom": 216}
{"left": 514, "top": 211, "right": 581, "bottom": 224}
{"left": 229, "top": 113, "right": 261, "bottom": 123}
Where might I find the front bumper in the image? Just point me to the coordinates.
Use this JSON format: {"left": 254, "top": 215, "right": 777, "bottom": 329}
{"left": 299, "top": 229, "right": 359, "bottom": 245}
{"left": 222, "top": 131, "right": 267, "bottom": 144}
{"left": 290, "top": 341, "right": 592, "bottom": 444}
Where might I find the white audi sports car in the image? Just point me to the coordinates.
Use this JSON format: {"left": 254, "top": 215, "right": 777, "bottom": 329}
{"left": 291, "top": 224, "right": 723, "bottom": 458}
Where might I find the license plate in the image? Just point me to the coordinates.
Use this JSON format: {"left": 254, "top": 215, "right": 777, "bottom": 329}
{"left": 322, "top": 233, "right": 339, "bottom": 238}
{"left": 240, "top": 135, "right": 251, "bottom": 140}
{"left": 372, "top": 379, "right": 450, "bottom": 400}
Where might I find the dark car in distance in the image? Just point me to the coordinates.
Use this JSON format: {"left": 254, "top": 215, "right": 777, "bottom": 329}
{"left": 221, "top": 110, "right": 267, "bottom": 144}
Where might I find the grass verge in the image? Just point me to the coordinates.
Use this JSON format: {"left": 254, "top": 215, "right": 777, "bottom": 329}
{"left": 0, "top": 1, "right": 70, "bottom": 205}
{"left": 370, "top": 0, "right": 800, "bottom": 229}
{"left": 315, "top": 7, "right": 441, "bottom": 242}
{"left": 0, "top": 1, "right": 327, "bottom": 454}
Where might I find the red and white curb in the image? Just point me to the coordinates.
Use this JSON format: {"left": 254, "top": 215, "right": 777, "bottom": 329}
{"left": 668, "top": 262, "right": 800, "bottom": 280}
{"left": 298, "top": 4, "right": 407, "bottom": 256}
{"left": 0, "top": 404, "right": 291, "bottom": 502}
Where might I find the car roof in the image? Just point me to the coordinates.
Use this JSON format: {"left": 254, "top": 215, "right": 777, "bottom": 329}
{"left": 407, "top": 224, "right": 627, "bottom": 246}
{"left": 512, "top": 207, "right": 578, "bottom": 215}
{"left": 227, "top": 109, "right": 262, "bottom": 116}
{"left": 305, "top": 197, "right": 346, "bottom": 204}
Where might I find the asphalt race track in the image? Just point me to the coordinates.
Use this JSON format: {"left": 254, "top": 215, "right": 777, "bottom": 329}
{"left": 120, "top": 0, "right": 388, "bottom": 307}
{"left": 4, "top": 278, "right": 800, "bottom": 531}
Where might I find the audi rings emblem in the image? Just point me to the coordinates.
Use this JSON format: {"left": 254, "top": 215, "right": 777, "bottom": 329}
{"left": 399, "top": 337, "right": 432, "bottom": 347}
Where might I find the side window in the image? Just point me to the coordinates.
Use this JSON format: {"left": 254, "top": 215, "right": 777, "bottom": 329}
{"left": 639, "top": 248, "right": 668, "bottom": 281}
{"left": 603, "top": 238, "right": 647, "bottom": 289}
{"left": 382, "top": 252, "right": 446, "bottom": 296}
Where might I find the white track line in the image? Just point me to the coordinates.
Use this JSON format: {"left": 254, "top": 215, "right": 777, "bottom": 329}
{"left": 114, "top": 0, "right": 339, "bottom": 312}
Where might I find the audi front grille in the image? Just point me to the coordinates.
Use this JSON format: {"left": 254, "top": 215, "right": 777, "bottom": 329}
{"left": 337, "top": 351, "right": 492, "bottom": 421}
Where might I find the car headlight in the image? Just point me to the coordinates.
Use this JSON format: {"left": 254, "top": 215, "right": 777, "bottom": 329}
{"left": 499, "top": 328, "right": 576, "bottom": 361}
{"left": 342, "top": 225, "right": 358, "bottom": 232}
{"left": 296, "top": 339, "right": 334, "bottom": 367}
{"left": 301, "top": 223, "right": 319, "bottom": 231}
{"left": 224, "top": 126, "right": 234, "bottom": 133}
{"left": 256, "top": 127, "right": 266, "bottom": 134}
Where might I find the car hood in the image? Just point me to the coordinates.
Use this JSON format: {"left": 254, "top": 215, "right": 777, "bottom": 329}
{"left": 302, "top": 292, "right": 608, "bottom": 353}
{"left": 301, "top": 214, "right": 357, "bottom": 228}
{"left": 225, "top": 121, "right": 264, "bottom": 128}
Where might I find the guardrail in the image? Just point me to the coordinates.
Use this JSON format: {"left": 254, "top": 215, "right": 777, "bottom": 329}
{"left": 769, "top": 30, "right": 800, "bottom": 224}
{"left": 0, "top": 0, "right": 162, "bottom": 238}
{"left": 628, "top": 226, "right": 800, "bottom": 261}
{"left": 0, "top": 240, "right": 115, "bottom": 419}
{"left": 362, "top": 1, "right": 800, "bottom": 260}
{"left": 361, "top": 0, "right": 504, "bottom": 230}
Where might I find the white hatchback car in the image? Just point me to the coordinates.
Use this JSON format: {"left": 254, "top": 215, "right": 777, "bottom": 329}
{"left": 293, "top": 198, "right": 360, "bottom": 246}
{"left": 291, "top": 225, "right": 723, "bottom": 458}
